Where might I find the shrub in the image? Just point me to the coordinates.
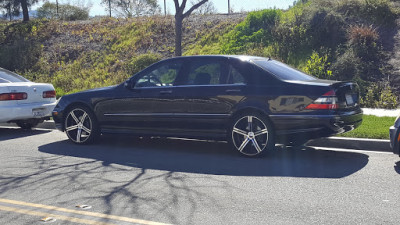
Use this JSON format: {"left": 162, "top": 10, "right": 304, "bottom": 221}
{"left": 347, "top": 25, "right": 380, "bottom": 61}
{"left": 347, "top": 25, "right": 383, "bottom": 81}
{"left": 377, "top": 84, "right": 398, "bottom": 109}
{"left": 360, "top": 82, "right": 398, "bottom": 109}
{"left": 303, "top": 51, "right": 332, "bottom": 79}
{"left": 125, "top": 53, "right": 161, "bottom": 76}
{"left": 221, "top": 9, "right": 282, "bottom": 54}
{"left": 306, "top": 9, "right": 346, "bottom": 50}
{"left": 335, "top": 0, "right": 397, "bottom": 26}
{"left": 330, "top": 50, "right": 360, "bottom": 81}
{"left": 37, "top": 2, "right": 89, "bottom": 21}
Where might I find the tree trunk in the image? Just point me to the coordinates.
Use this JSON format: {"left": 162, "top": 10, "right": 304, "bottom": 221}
{"left": 20, "top": 0, "right": 29, "bottom": 22}
{"left": 109, "top": 0, "right": 112, "bottom": 17}
{"left": 175, "top": 15, "right": 183, "bottom": 56}
{"left": 7, "top": 7, "right": 12, "bottom": 21}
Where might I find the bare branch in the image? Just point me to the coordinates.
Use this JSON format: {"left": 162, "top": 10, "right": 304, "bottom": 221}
{"left": 183, "top": 0, "right": 208, "bottom": 18}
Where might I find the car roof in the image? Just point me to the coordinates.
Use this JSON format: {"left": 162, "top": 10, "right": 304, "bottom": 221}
{"left": 163, "top": 55, "right": 268, "bottom": 62}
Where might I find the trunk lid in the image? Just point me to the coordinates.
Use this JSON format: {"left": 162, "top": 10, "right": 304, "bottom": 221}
{"left": 6, "top": 82, "right": 55, "bottom": 105}
{"left": 330, "top": 81, "right": 360, "bottom": 110}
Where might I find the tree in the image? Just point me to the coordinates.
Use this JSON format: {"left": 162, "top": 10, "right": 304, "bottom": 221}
{"left": 191, "top": 0, "right": 215, "bottom": 15}
{"left": 101, "top": 0, "right": 113, "bottom": 17}
{"left": 0, "top": 0, "right": 38, "bottom": 21}
{"left": 0, "top": 0, "right": 20, "bottom": 21}
{"left": 173, "top": 0, "right": 208, "bottom": 56}
{"left": 37, "top": 2, "right": 89, "bottom": 21}
{"left": 111, "top": 0, "right": 159, "bottom": 18}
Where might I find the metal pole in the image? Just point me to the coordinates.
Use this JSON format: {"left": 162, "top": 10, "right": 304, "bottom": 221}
{"left": 228, "top": 0, "right": 230, "bottom": 14}
{"left": 164, "top": 0, "right": 167, "bottom": 16}
{"left": 109, "top": 0, "right": 112, "bottom": 17}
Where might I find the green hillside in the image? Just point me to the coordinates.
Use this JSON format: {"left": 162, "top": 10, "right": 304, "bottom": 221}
{"left": 0, "top": 0, "right": 399, "bottom": 108}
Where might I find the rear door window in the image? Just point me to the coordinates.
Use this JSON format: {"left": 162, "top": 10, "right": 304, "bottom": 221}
{"left": 227, "top": 65, "right": 246, "bottom": 84}
{"left": 185, "top": 61, "right": 222, "bottom": 86}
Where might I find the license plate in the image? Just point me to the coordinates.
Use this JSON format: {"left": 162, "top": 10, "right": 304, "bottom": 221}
{"left": 32, "top": 108, "right": 45, "bottom": 117}
{"left": 345, "top": 94, "right": 354, "bottom": 105}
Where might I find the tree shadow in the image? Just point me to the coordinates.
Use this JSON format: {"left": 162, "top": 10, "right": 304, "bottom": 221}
{"left": 0, "top": 127, "right": 51, "bottom": 141}
{"left": 38, "top": 136, "right": 369, "bottom": 179}
{"left": 0, "top": 135, "right": 370, "bottom": 225}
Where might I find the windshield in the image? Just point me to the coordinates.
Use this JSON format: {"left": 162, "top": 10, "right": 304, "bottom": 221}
{"left": 253, "top": 60, "right": 316, "bottom": 81}
{"left": 0, "top": 68, "right": 30, "bottom": 83}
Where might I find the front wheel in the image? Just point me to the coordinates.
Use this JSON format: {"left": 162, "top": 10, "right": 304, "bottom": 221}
{"left": 229, "top": 112, "right": 275, "bottom": 157}
{"left": 64, "top": 106, "right": 99, "bottom": 144}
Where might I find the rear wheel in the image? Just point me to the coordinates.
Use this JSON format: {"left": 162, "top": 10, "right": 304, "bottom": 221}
{"left": 229, "top": 112, "right": 275, "bottom": 157}
{"left": 64, "top": 106, "right": 99, "bottom": 144}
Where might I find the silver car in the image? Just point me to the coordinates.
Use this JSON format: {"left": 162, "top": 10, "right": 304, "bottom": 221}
{"left": 0, "top": 67, "right": 57, "bottom": 129}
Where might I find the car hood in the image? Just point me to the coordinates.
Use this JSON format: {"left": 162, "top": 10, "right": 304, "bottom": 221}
{"left": 77, "top": 85, "right": 118, "bottom": 94}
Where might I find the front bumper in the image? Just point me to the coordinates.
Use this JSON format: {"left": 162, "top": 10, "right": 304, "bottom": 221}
{"left": 389, "top": 126, "right": 400, "bottom": 156}
{"left": 0, "top": 102, "right": 57, "bottom": 123}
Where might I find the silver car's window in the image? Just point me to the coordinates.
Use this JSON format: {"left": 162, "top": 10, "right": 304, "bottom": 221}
{"left": 0, "top": 69, "right": 30, "bottom": 83}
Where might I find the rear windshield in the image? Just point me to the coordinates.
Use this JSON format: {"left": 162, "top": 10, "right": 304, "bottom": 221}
{"left": 253, "top": 60, "right": 316, "bottom": 81}
{"left": 0, "top": 68, "right": 30, "bottom": 83}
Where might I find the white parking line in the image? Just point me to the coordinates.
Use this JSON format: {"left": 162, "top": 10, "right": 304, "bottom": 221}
{"left": 310, "top": 146, "right": 393, "bottom": 154}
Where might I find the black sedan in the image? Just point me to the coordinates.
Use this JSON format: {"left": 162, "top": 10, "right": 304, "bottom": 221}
{"left": 52, "top": 55, "right": 362, "bottom": 157}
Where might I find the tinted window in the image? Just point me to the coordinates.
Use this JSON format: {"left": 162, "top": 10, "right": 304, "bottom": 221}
{"left": 185, "top": 61, "right": 221, "bottom": 85}
{"left": 228, "top": 65, "right": 245, "bottom": 84}
{"left": 0, "top": 69, "right": 30, "bottom": 83}
{"left": 134, "top": 62, "right": 182, "bottom": 88}
{"left": 253, "top": 60, "right": 316, "bottom": 81}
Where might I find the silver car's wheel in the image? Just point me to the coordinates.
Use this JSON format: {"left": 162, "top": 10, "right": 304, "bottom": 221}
{"left": 65, "top": 107, "right": 98, "bottom": 144}
{"left": 230, "top": 113, "right": 274, "bottom": 157}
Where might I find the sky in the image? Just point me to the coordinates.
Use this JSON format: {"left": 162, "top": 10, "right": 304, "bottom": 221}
{"left": 32, "top": 0, "right": 294, "bottom": 17}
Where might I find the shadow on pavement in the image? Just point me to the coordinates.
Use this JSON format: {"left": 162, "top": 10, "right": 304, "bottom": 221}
{"left": 38, "top": 135, "right": 369, "bottom": 179}
{"left": 395, "top": 161, "right": 400, "bottom": 174}
{"left": 0, "top": 127, "right": 51, "bottom": 141}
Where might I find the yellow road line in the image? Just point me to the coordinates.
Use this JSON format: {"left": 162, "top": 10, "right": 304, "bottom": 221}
{"left": 0, "top": 198, "right": 171, "bottom": 225}
{"left": 0, "top": 205, "right": 115, "bottom": 225}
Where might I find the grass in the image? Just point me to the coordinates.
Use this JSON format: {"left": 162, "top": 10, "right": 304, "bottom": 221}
{"left": 338, "top": 115, "right": 396, "bottom": 139}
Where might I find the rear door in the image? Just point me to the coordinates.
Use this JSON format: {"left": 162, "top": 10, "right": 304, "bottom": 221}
{"left": 177, "top": 57, "right": 247, "bottom": 136}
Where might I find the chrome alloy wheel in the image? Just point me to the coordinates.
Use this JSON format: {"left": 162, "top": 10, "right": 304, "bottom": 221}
{"left": 232, "top": 115, "right": 269, "bottom": 156}
{"left": 65, "top": 108, "right": 92, "bottom": 143}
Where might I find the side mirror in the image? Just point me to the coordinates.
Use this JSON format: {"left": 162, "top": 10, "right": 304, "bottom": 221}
{"left": 124, "top": 79, "right": 134, "bottom": 89}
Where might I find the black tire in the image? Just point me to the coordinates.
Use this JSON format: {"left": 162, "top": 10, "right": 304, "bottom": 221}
{"left": 64, "top": 106, "right": 99, "bottom": 144}
{"left": 16, "top": 121, "right": 39, "bottom": 130}
{"left": 228, "top": 112, "right": 275, "bottom": 157}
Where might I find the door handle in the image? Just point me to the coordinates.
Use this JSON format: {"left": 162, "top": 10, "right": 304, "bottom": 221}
{"left": 159, "top": 90, "right": 173, "bottom": 94}
{"left": 226, "top": 89, "right": 241, "bottom": 93}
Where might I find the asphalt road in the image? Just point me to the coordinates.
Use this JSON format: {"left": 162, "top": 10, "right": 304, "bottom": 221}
{"left": 0, "top": 126, "right": 399, "bottom": 225}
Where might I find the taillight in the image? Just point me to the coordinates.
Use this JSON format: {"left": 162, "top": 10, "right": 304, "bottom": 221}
{"left": 43, "top": 90, "right": 56, "bottom": 98}
{"left": 0, "top": 92, "right": 27, "bottom": 101}
{"left": 305, "top": 90, "right": 338, "bottom": 110}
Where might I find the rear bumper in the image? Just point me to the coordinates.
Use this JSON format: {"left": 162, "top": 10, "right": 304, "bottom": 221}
{"left": 0, "top": 102, "right": 56, "bottom": 123}
{"left": 272, "top": 110, "right": 363, "bottom": 143}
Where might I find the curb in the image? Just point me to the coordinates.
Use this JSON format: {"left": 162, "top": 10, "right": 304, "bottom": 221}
{"left": 308, "top": 137, "right": 391, "bottom": 152}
